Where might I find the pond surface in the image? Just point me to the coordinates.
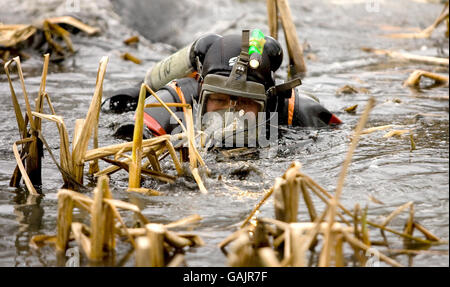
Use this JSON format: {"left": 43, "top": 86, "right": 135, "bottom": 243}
{"left": 0, "top": 0, "right": 448, "bottom": 266}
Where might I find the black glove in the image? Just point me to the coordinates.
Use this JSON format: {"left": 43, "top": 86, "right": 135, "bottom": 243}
{"left": 112, "top": 112, "right": 154, "bottom": 140}
{"left": 101, "top": 84, "right": 148, "bottom": 114}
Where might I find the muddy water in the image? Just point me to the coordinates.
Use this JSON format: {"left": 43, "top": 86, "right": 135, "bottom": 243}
{"left": 0, "top": 0, "right": 448, "bottom": 267}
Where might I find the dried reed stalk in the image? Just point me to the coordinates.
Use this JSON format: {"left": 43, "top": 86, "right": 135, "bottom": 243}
{"left": 88, "top": 100, "right": 101, "bottom": 175}
{"left": 342, "top": 231, "right": 403, "bottom": 267}
{"left": 290, "top": 223, "right": 307, "bottom": 266}
{"left": 56, "top": 190, "right": 74, "bottom": 252}
{"left": 410, "top": 133, "right": 416, "bottom": 151}
{"left": 241, "top": 188, "right": 274, "bottom": 228}
{"left": 12, "top": 139, "right": 38, "bottom": 194}
{"left": 383, "top": 130, "right": 411, "bottom": 138}
{"left": 266, "top": 0, "right": 279, "bottom": 39}
{"left": 163, "top": 139, "right": 184, "bottom": 176}
{"left": 276, "top": 0, "right": 307, "bottom": 77}
{"left": 258, "top": 247, "right": 281, "bottom": 267}
{"left": 4, "top": 54, "right": 48, "bottom": 191}
{"left": 381, "top": 202, "right": 413, "bottom": 228}
{"left": 90, "top": 175, "right": 114, "bottom": 261}
{"left": 147, "top": 149, "right": 161, "bottom": 172}
{"left": 71, "top": 222, "right": 91, "bottom": 257}
{"left": 123, "top": 36, "right": 139, "bottom": 45}
{"left": 135, "top": 236, "right": 152, "bottom": 267}
{"left": 319, "top": 98, "right": 375, "bottom": 267}
{"left": 4, "top": 56, "right": 43, "bottom": 188}
{"left": 274, "top": 172, "right": 299, "bottom": 223}
{"left": 404, "top": 70, "right": 449, "bottom": 87}
{"left": 412, "top": 222, "right": 440, "bottom": 242}
{"left": 35, "top": 54, "right": 49, "bottom": 132}
{"left": 121, "top": 52, "right": 142, "bottom": 64}
{"left": 167, "top": 254, "right": 186, "bottom": 267}
{"left": 144, "top": 84, "right": 208, "bottom": 192}
{"left": 4, "top": 60, "right": 26, "bottom": 137}
{"left": 146, "top": 224, "right": 165, "bottom": 267}
{"left": 125, "top": 214, "right": 202, "bottom": 239}
{"left": 403, "top": 203, "right": 415, "bottom": 237}
{"left": 84, "top": 136, "right": 168, "bottom": 161}
{"left": 72, "top": 56, "right": 108, "bottom": 184}
{"left": 361, "top": 206, "right": 370, "bottom": 246}
{"left": 305, "top": 175, "right": 433, "bottom": 244}
{"left": 219, "top": 226, "right": 254, "bottom": 257}
{"left": 334, "top": 233, "right": 345, "bottom": 267}
{"left": 227, "top": 233, "right": 256, "bottom": 267}
{"left": 386, "top": 249, "right": 448, "bottom": 256}
{"left": 32, "top": 112, "right": 72, "bottom": 183}
{"left": 362, "top": 47, "right": 449, "bottom": 67}
{"left": 42, "top": 20, "right": 73, "bottom": 54}
{"left": 302, "top": 177, "right": 351, "bottom": 225}
{"left": 300, "top": 179, "right": 317, "bottom": 221}
{"left": 385, "top": 2, "right": 448, "bottom": 39}
{"left": 144, "top": 103, "right": 191, "bottom": 109}
{"left": 366, "top": 218, "right": 442, "bottom": 245}
{"left": 164, "top": 230, "right": 193, "bottom": 248}
{"left": 49, "top": 176, "right": 164, "bottom": 262}
{"left": 46, "top": 21, "right": 74, "bottom": 53}
{"left": 46, "top": 16, "right": 100, "bottom": 35}
{"left": 128, "top": 84, "right": 146, "bottom": 189}
{"left": 361, "top": 124, "right": 398, "bottom": 135}
{"left": 292, "top": 208, "right": 329, "bottom": 262}
{"left": 165, "top": 214, "right": 202, "bottom": 229}
{"left": 302, "top": 172, "right": 440, "bottom": 245}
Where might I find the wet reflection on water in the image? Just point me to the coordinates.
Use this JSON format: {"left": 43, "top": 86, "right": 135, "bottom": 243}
{"left": 12, "top": 193, "right": 44, "bottom": 267}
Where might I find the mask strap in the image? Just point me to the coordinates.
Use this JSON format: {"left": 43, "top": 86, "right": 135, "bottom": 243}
{"left": 226, "top": 30, "right": 250, "bottom": 87}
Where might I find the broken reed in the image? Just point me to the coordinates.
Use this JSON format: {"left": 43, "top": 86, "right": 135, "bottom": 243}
{"left": 1, "top": 16, "right": 99, "bottom": 62}
{"left": 385, "top": 1, "right": 448, "bottom": 39}
{"left": 128, "top": 84, "right": 146, "bottom": 189}
{"left": 32, "top": 175, "right": 204, "bottom": 266}
{"left": 6, "top": 54, "right": 208, "bottom": 194}
{"left": 362, "top": 47, "right": 449, "bottom": 67}
{"left": 225, "top": 98, "right": 446, "bottom": 267}
{"left": 404, "top": 70, "right": 448, "bottom": 88}
{"left": 72, "top": 56, "right": 108, "bottom": 185}
{"left": 4, "top": 54, "right": 110, "bottom": 193}
{"left": 4, "top": 54, "right": 51, "bottom": 194}
{"left": 143, "top": 84, "right": 208, "bottom": 193}
{"left": 266, "top": 0, "right": 306, "bottom": 78}
{"left": 225, "top": 161, "right": 445, "bottom": 267}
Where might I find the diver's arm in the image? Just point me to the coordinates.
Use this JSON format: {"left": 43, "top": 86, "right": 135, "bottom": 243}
{"left": 141, "top": 77, "right": 197, "bottom": 136}
{"left": 104, "top": 77, "right": 198, "bottom": 138}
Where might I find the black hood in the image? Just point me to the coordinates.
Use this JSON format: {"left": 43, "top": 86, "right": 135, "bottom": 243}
{"left": 201, "top": 34, "right": 283, "bottom": 90}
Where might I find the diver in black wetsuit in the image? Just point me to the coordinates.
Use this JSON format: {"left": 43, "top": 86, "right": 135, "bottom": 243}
{"left": 102, "top": 30, "right": 342, "bottom": 147}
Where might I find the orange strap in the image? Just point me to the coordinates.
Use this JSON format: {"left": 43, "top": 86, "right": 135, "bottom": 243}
{"left": 167, "top": 81, "right": 187, "bottom": 105}
{"left": 167, "top": 81, "right": 188, "bottom": 120}
{"left": 287, "top": 89, "right": 296, "bottom": 126}
{"left": 187, "top": 71, "right": 200, "bottom": 81}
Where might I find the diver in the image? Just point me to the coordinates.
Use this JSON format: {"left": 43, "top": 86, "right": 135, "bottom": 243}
{"left": 102, "top": 29, "right": 342, "bottom": 148}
